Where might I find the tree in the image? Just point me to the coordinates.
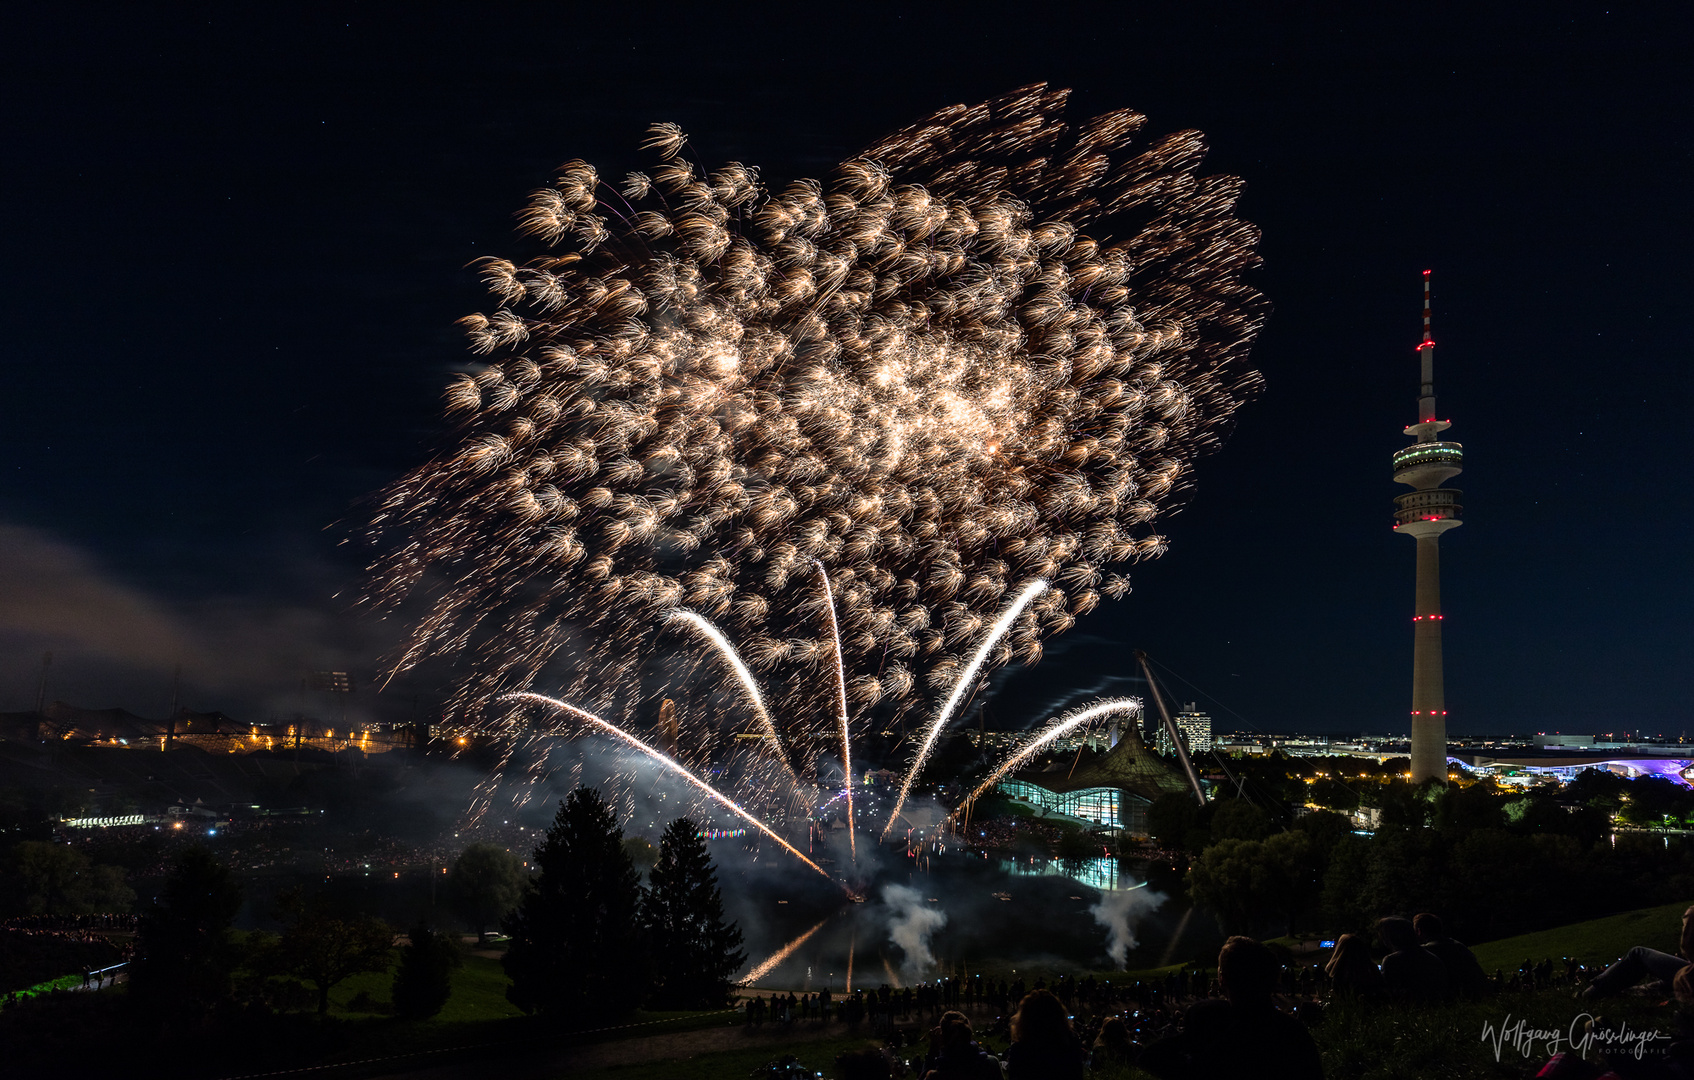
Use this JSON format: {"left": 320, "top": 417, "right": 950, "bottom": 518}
{"left": 1320, "top": 833, "right": 1375, "bottom": 931}
{"left": 14, "top": 842, "right": 90, "bottom": 914}
{"left": 450, "top": 843, "right": 527, "bottom": 943}
{"left": 392, "top": 924, "right": 461, "bottom": 1020}
{"left": 1185, "top": 838, "right": 1263, "bottom": 935}
{"left": 1619, "top": 776, "right": 1694, "bottom": 828}
{"left": 1566, "top": 767, "right": 1629, "bottom": 809}
{"left": 1147, "top": 792, "right": 1201, "bottom": 852}
{"left": 9, "top": 841, "right": 134, "bottom": 915}
{"left": 1371, "top": 781, "right": 1431, "bottom": 827}
{"left": 128, "top": 846, "right": 242, "bottom": 1019}
{"left": 1308, "top": 778, "right": 1359, "bottom": 811}
{"left": 502, "top": 788, "right": 647, "bottom": 1021}
{"left": 279, "top": 898, "right": 395, "bottom": 1016}
{"left": 622, "top": 837, "right": 658, "bottom": 872}
{"left": 1294, "top": 809, "right": 1351, "bottom": 862}
{"left": 1187, "top": 830, "right": 1323, "bottom": 937}
{"left": 1505, "top": 789, "right": 1605, "bottom": 839}
{"left": 642, "top": 819, "right": 745, "bottom": 1008}
{"left": 1257, "top": 830, "right": 1322, "bottom": 935}
{"left": 1208, "top": 798, "right": 1273, "bottom": 843}
{"left": 1438, "top": 829, "right": 1587, "bottom": 941}
{"left": 1434, "top": 781, "right": 1506, "bottom": 834}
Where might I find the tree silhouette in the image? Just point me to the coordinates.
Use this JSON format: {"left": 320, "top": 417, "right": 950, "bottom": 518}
{"left": 10, "top": 842, "right": 134, "bottom": 915}
{"left": 278, "top": 895, "right": 395, "bottom": 1016}
{"left": 127, "top": 846, "right": 242, "bottom": 1020}
{"left": 502, "top": 788, "right": 647, "bottom": 1020}
{"left": 392, "top": 924, "right": 461, "bottom": 1020}
{"left": 642, "top": 818, "right": 745, "bottom": 1008}
{"left": 449, "top": 842, "right": 526, "bottom": 943}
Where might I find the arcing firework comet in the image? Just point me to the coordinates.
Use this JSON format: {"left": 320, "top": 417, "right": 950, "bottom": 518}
{"left": 503, "top": 691, "right": 836, "bottom": 884}
{"left": 947, "top": 697, "right": 1143, "bottom": 826}
{"left": 367, "top": 83, "right": 1265, "bottom": 764}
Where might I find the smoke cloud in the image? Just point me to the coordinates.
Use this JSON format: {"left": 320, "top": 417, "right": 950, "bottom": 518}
{"left": 0, "top": 522, "right": 392, "bottom": 720}
{"left": 881, "top": 883, "right": 947, "bottom": 982}
{"left": 1089, "top": 886, "right": 1166, "bottom": 967}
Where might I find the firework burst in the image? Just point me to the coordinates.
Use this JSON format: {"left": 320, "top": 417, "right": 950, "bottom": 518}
{"left": 367, "top": 83, "right": 1264, "bottom": 804}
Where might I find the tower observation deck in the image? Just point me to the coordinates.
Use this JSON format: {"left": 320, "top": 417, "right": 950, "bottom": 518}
{"left": 1395, "top": 271, "right": 1461, "bottom": 783}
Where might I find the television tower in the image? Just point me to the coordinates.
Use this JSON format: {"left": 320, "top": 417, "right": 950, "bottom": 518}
{"left": 1393, "top": 271, "right": 1463, "bottom": 783}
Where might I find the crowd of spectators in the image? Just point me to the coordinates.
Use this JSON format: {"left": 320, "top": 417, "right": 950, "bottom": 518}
{"left": 955, "top": 816, "right": 1070, "bottom": 856}
{"left": 52, "top": 816, "right": 537, "bottom": 887}
{"left": 0, "top": 922, "right": 130, "bottom": 1000}
{"left": 739, "top": 913, "right": 1652, "bottom": 1079}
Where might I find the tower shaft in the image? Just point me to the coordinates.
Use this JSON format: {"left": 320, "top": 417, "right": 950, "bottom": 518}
{"left": 1409, "top": 535, "right": 1446, "bottom": 781}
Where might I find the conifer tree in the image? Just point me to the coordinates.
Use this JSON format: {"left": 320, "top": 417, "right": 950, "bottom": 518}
{"left": 501, "top": 788, "right": 647, "bottom": 1020}
{"left": 643, "top": 818, "right": 745, "bottom": 1008}
{"left": 392, "top": 924, "right": 460, "bottom": 1020}
{"left": 128, "top": 846, "right": 242, "bottom": 1020}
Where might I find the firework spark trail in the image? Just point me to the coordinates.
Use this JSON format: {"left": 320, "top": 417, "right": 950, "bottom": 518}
{"left": 946, "top": 696, "right": 1142, "bottom": 825}
{"left": 881, "top": 955, "right": 901, "bottom": 989}
{"left": 503, "top": 691, "right": 837, "bottom": 884}
{"left": 814, "top": 559, "right": 856, "bottom": 863}
{"left": 369, "top": 85, "right": 1267, "bottom": 829}
{"left": 740, "top": 916, "right": 831, "bottom": 985}
{"left": 884, "top": 578, "right": 1050, "bottom": 836}
{"left": 369, "top": 84, "right": 1266, "bottom": 749}
{"left": 664, "top": 609, "right": 802, "bottom": 788}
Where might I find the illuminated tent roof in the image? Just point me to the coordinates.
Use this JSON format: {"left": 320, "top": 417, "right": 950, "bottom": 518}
{"left": 1012, "top": 726, "right": 1191, "bottom": 804}
{"left": 34, "top": 702, "right": 165, "bottom": 741}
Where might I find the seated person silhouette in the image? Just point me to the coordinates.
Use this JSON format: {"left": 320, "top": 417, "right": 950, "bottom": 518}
{"left": 1141, "top": 936, "right": 1323, "bottom": 1080}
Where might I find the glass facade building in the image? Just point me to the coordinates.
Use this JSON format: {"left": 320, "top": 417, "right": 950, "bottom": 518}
{"left": 997, "top": 855, "right": 1135, "bottom": 892}
{"left": 997, "top": 779, "right": 1152, "bottom": 834}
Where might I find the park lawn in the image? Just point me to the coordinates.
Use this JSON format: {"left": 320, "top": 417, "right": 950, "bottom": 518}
{"left": 0, "top": 973, "right": 84, "bottom": 1011}
{"left": 326, "top": 953, "right": 524, "bottom": 1020}
{"left": 1316, "top": 988, "right": 1675, "bottom": 1080}
{"left": 326, "top": 953, "right": 735, "bottom": 1034}
{"left": 438, "top": 953, "right": 524, "bottom": 1022}
{"left": 1470, "top": 900, "right": 1693, "bottom": 973}
{"left": 317, "top": 951, "right": 742, "bottom": 1072}
{"left": 557, "top": 1033, "right": 884, "bottom": 1080}
{"left": 556, "top": 1008, "right": 747, "bottom": 1044}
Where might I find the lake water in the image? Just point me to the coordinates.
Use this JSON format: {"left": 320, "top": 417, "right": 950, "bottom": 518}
{"left": 723, "top": 843, "right": 1214, "bottom": 989}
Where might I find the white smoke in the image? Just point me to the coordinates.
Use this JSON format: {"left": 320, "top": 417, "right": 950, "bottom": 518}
{"left": 1089, "top": 886, "right": 1166, "bottom": 967}
{"left": 882, "top": 883, "right": 947, "bottom": 982}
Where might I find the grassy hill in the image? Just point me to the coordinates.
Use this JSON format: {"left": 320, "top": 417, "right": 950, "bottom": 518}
{"left": 1470, "top": 900, "right": 1691, "bottom": 973}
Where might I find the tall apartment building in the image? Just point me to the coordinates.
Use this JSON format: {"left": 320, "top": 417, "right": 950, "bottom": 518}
{"left": 1155, "top": 703, "right": 1213, "bottom": 756}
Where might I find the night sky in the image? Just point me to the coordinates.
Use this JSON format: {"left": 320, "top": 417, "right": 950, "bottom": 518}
{"left": 2, "top": 4, "right": 1688, "bottom": 737}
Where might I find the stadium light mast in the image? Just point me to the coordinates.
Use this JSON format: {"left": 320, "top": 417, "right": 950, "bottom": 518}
{"left": 1134, "top": 651, "right": 1206, "bottom": 805}
{"left": 1392, "top": 271, "right": 1464, "bottom": 783}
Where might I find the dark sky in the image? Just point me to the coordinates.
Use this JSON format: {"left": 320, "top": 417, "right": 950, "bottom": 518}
{"left": 2, "top": 3, "right": 1688, "bottom": 737}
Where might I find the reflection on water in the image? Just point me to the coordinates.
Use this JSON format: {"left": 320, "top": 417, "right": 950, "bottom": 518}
{"left": 732, "top": 848, "right": 1186, "bottom": 990}
{"left": 998, "top": 854, "right": 1132, "bottom": 892}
